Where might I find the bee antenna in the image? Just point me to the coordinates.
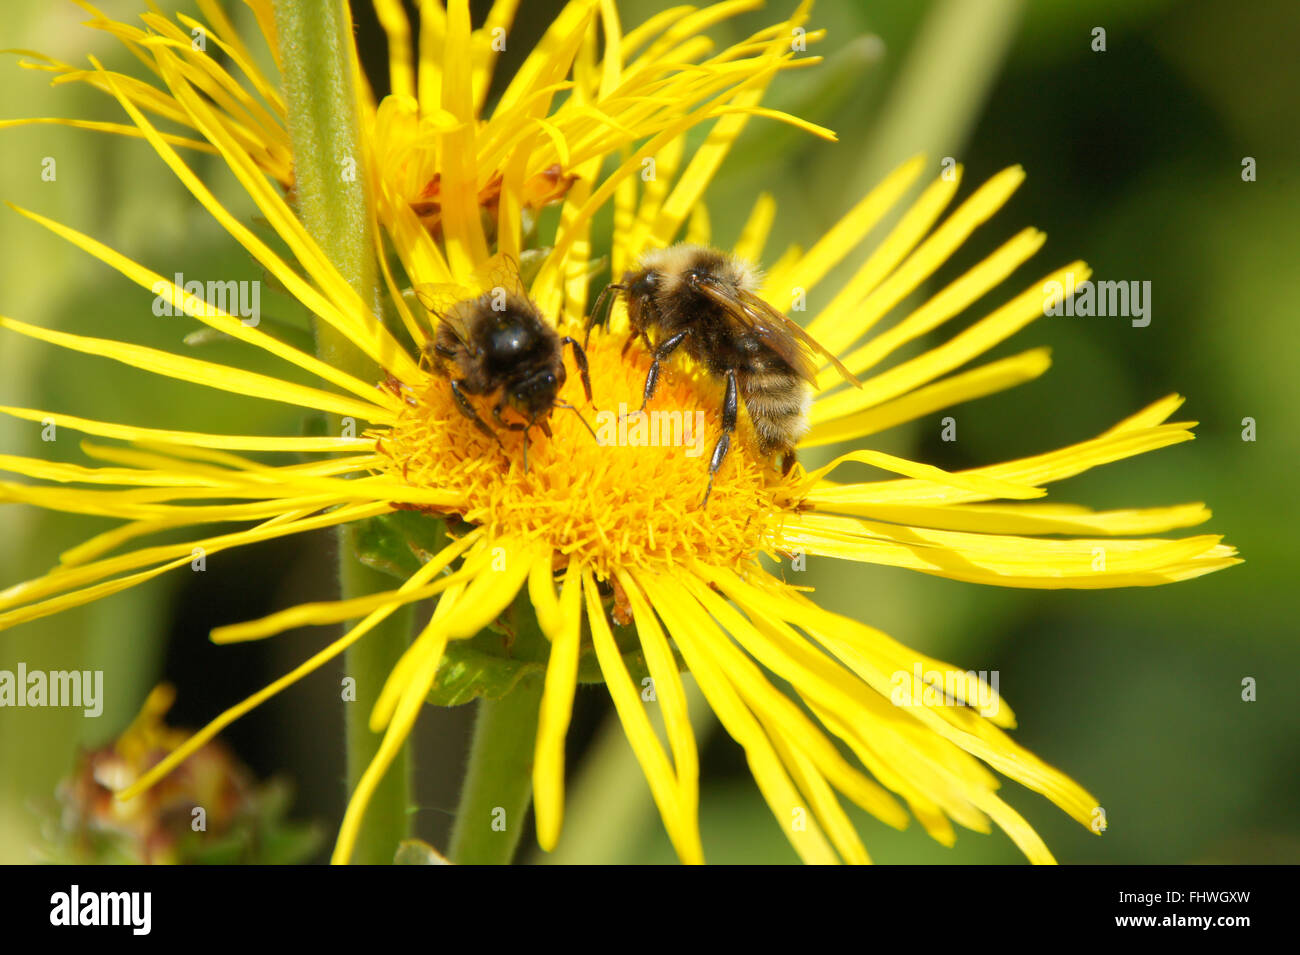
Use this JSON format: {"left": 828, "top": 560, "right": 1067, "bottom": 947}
{"left": 556, "top": 401, "right": 600, "bottom": 443}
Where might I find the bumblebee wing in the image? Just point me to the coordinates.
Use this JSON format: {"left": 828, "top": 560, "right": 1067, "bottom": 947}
{"left": 484, "top": 255, "right": 527, "bottom": 299}
{"left": 692, "top": 278, "right": 863, "bottom": 388}
{"left": 413, "top": 282, "right": 474, "bottom": 346}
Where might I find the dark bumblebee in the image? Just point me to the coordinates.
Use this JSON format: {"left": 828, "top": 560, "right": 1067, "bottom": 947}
{"left": 423, "top": 288, "right": 592, "bottom": 467}
{"left": 585, "top": 244, "right": 861, "bottom": 504}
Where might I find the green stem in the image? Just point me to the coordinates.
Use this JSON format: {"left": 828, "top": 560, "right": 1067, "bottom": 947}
{"left": 273, "top": 0, "right": 379, "bottom": 335}
{"left": 273, "top": 0, "right": 411, "bottom": 864}
{"left": 449, "top": 675, "right": 543, "bottom": 865}
{"left": 338, "top": 550, "right": 415, "bottom": 865}
{"left": 447, "top": 594, "right": 549, "bottom": 865}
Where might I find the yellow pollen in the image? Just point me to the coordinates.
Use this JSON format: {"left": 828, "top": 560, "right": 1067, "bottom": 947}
{"left": 373, "top": 329, "right": 784, "bottom": 577}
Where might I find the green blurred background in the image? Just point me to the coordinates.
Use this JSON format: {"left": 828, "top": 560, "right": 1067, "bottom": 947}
{"left": 1, "top": 0, "right": 1295, "bottom": 864}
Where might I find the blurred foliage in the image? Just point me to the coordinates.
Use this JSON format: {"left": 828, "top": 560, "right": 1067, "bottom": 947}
{"left": 45, "top": 686, "right": 320, "bottom": 864}
{"left": 0, "top": 0, "right": 1295, "bottom": 865}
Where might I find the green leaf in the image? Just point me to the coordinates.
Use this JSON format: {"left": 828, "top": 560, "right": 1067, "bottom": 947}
{"left": 427, "top": 636, "right": 545, "bottom": 707}
{"left": 352, "top": 511, "right": 447, "bottom": 580}
{"left": 426, "top": 608, "right": 678, "bottom": 707}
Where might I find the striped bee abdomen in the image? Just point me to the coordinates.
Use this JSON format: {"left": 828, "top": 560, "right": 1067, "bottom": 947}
{"left": 738, "top": 367, "right": 812, "bottom": 456}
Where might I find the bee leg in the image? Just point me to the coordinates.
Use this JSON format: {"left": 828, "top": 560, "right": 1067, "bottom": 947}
{"left": 560, "top": 336, "right": 594, "bottom": 403}
{"left": 493, "top": 403, "right": 530, "bottom": 434}
{"left": 701, "top": 368, "right": 738, "bottom": 508}
{"left": 421, "top": 342, "right": 457, "bottom": 375}
{"left": 450, "top": 380, "right": 504, "bottom": 449}
{"left": 635, "top": 329, "right": 690, "bottom": 415}
{"left": 780, "top": 450, "right": 798, "bottom": 476}
{"left": 584, "top": 283, "right": 625, "bottom": 349}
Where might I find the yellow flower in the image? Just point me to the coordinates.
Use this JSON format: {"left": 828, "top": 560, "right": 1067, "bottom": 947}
{"left": 5, "top": 0, "right": 827, "bottom": 254}
{"left": 366, "top": 0, "right": 831, "bottom": 249}
{"left": 1, "top": 0, "right": 292, "bottom": 187}
{"left": 0, "top": 1, "right": 1238, "bottom": 866}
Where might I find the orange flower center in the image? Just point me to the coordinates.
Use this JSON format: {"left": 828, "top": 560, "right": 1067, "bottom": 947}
{"left": 374, "top": 328, "right": 785, "bottom": 577}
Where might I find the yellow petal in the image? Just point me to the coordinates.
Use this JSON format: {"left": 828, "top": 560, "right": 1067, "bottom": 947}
{"left": 803, "top": 348, "right": 1052, "bottom": 447}
{"left": 584, "top": 569, "right": 703, "bottom": 863}
{"left": 533, "top": 562, "right": 583, "bottom": 850}
{"left": 0, "top": 316, "right": 386, "bottom": 423}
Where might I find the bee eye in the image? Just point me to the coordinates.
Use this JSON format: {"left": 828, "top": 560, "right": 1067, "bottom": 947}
{"left": 630, "top": 271, "right": 659, "bottom": 298}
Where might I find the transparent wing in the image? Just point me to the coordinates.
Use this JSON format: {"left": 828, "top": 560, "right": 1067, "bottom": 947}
{"left": 691, "top": 277, "right": 862, "bottom": 387}
{"left": 413, "top": 282, "right": 476, "bottom": 346}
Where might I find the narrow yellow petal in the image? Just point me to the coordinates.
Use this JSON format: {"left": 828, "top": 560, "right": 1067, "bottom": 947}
{"left": 818, "top": 227, "right": 1046, "bottom": 389}
{"left": 211, "top": 532, "right": 484, "bottom": 643}
{"left": 765, "top": 721, "right": 869, "bottom": 864}
{"left": 0, "top": 502, "right": 390, "bottom": 620}
{"left": 832, "top": 398, "right": 1194, "bottom": 506}
{"left": 371, "top": 539, "right": 532, "bottom": 731}
{"left": 438, "top": 0, "right": 490, "bottom": 273}
{"left": 811, "top": 263, "right": 1091, "bottom": 424}
{"left": 7, "top": 203, "right": 397, "bottom": 412}
{"left": 472, "top": 0, "right": 523, "bottom": 112}
{"left": 333, "top": 620, "right": 450, "bottom": 864}
{"left": 373, "top": 0, "right": 416, "bottom": 100}
{"left": 643, "top": 574, "right": 837, "bottom": 863}
{"left": 790, "top": 448, "right": 1044, "bottom": 502}
{"left": 0, "top": 315, "right": 388, "bottom": 423}
{"left": 767, "top": 155, "right": 925, "bottom": 301}
{"left": 0, "top": 404, "right": 373, "bottom": 453}
{"left": 805, "top": 168, "right": 963, "bottom": 353}
{"left": 125, "top": 55, "right": 418, "bottom": 380}
{"left": 120, "top": 577, "right": 427, "bottom": 805}
{"left": 618, "top": 570, "right": 701, "bottom": 844}
{"left": 682, "top": 573, "right": 912, "bottom": 830}
{"left": 685, "top": 200, "right": 711, "bottom": 246}
{"left": 819, "top": 166, "right": 1028, "bottom": 376}
{"left": 0, "top": 116, "right": 218, "bottom": 153}
{"left": 804, "top": 348, "right": 1052, "bottom": 447}
{"left": 776, "top": 511, "right": 1232, "bottom": 588}
{"left": 583, "top": 569, "right": 703, "bottom": 863}
{"left": 815, "top": 500, "right": 1213, "bottom": 537}
{"left": 533, "top": 562, "right": 583, "bottom": 851}
{"left": 733, "top": 192, "right": 776, "bottom": 264}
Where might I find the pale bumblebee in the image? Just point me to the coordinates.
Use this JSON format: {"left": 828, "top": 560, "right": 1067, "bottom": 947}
{"left": 585, "top": 243, "right": 861, "bottom": 504}
{"left": 419, "top": 284, "right": 594, "bottom": 469}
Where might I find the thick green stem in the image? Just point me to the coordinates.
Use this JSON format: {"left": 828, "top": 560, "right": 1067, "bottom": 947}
{"left": 448, "top": 591, "right": 549, "bottom": 864}
{"left": 337, "top": 551, "right": 415, "bottom": 865}
{"left": 274, "top": 0, "right": 411, "bottom": 865}
{"left": 449, "top": 676, "right": 543, "bottom": 865}
{"left": 273, "top": 0, "right": 379, "bottom": 340}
